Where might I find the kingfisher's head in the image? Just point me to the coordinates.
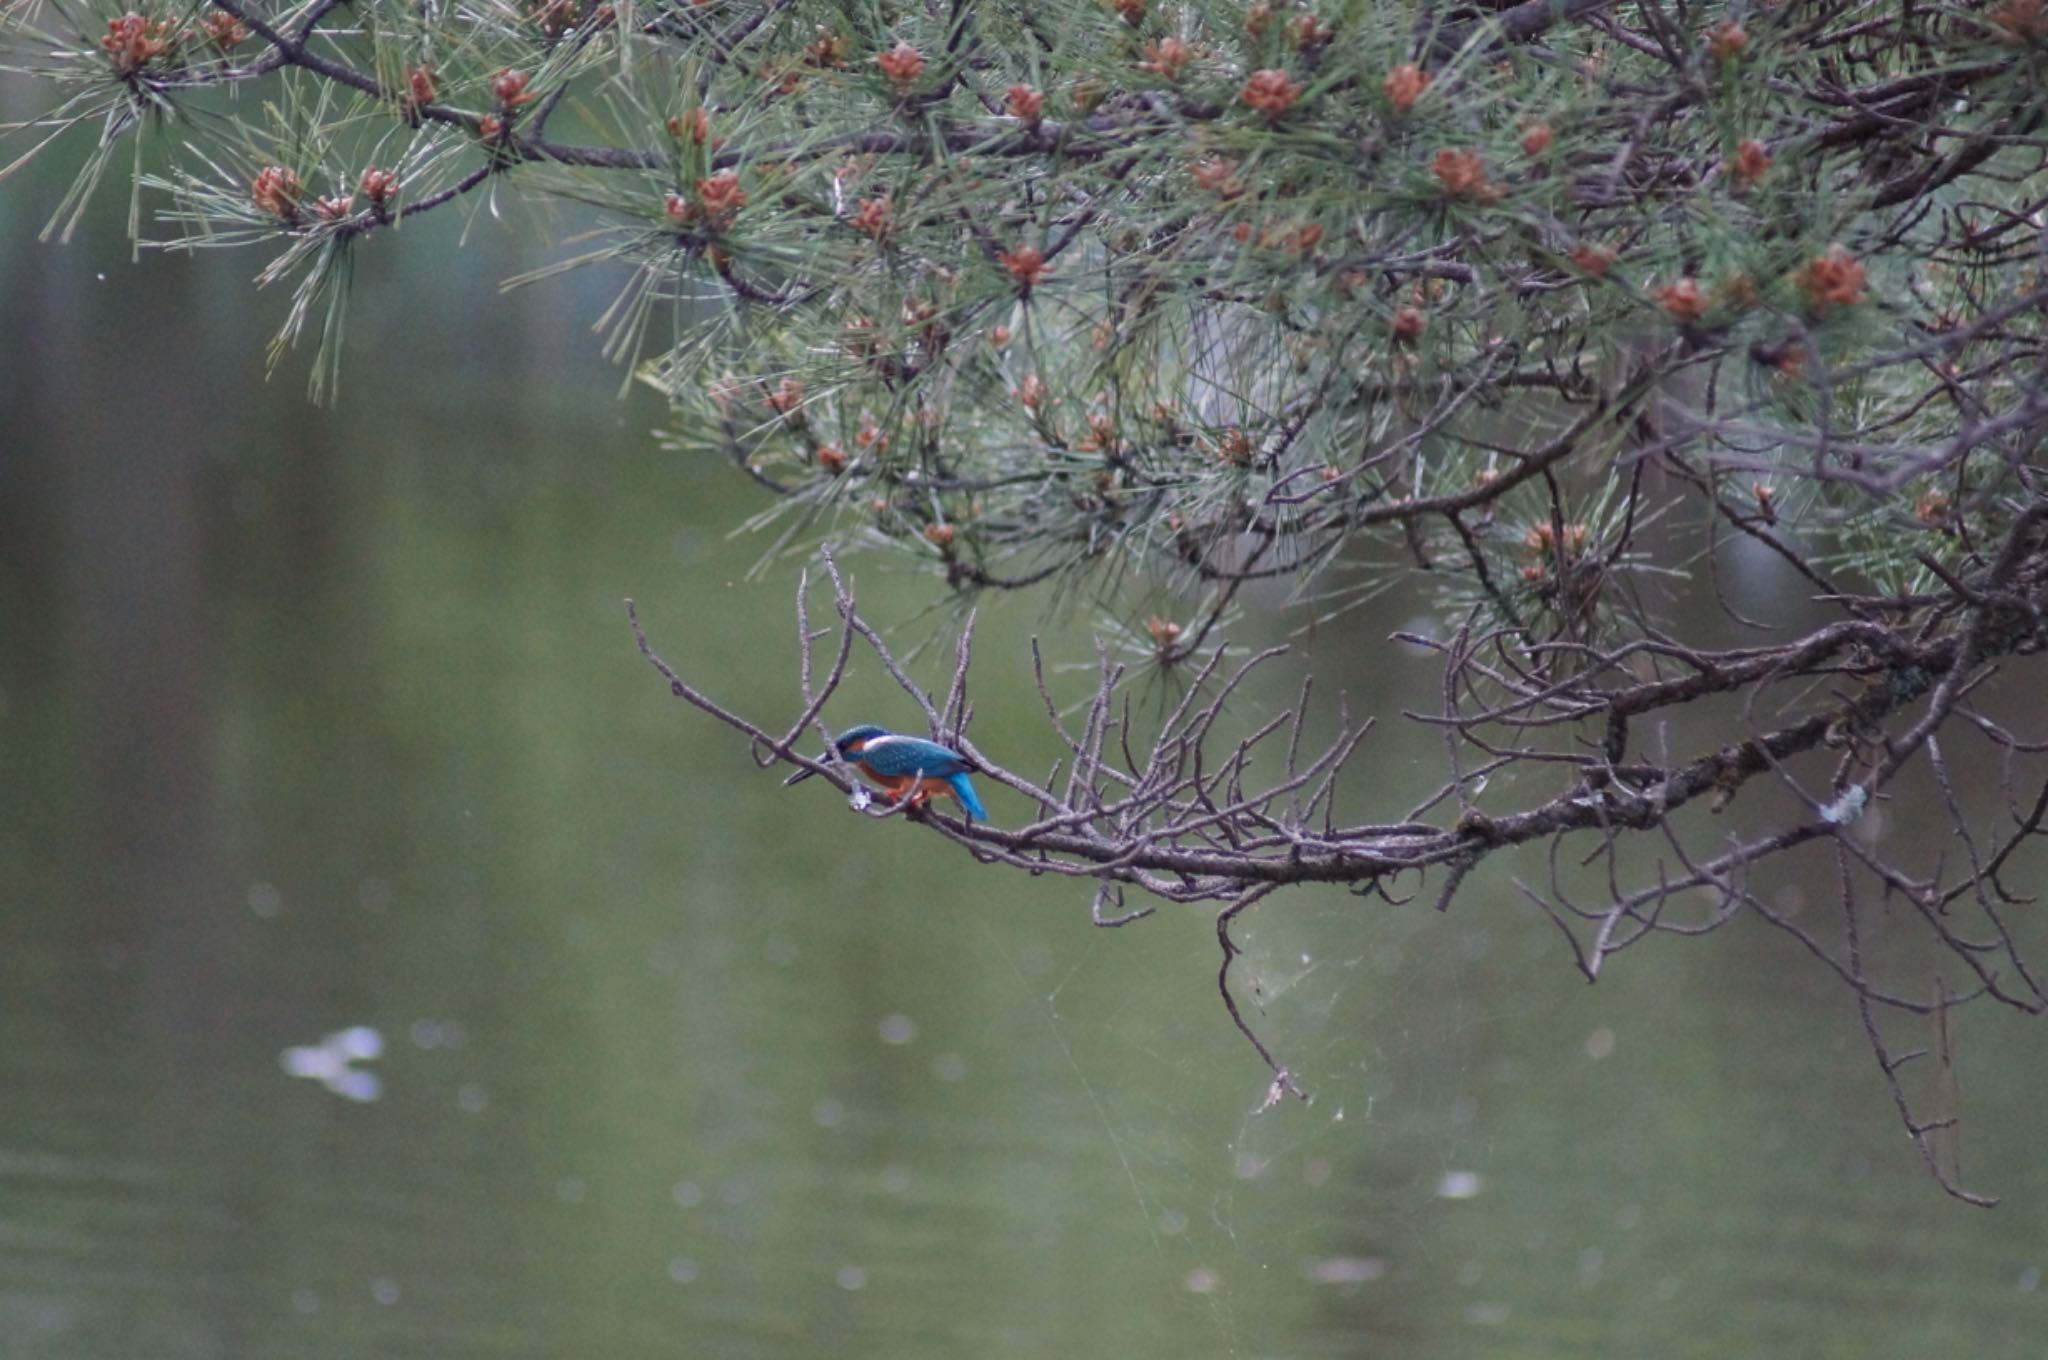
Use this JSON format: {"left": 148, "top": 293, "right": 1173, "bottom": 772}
{"left": 831, "top": 724, "right": 894, "bottom": 757}
{"left": 784, "top": 725, "right": 895, "bottom": 785}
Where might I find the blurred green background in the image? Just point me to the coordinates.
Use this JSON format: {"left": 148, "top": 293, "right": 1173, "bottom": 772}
{"left": 2, "top": 80, "right": 2044, "bottom": 1359}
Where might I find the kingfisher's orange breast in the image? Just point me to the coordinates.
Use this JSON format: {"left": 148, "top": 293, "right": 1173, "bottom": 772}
{"left": 856, "top": 767, "right": 956, "bottom": 807}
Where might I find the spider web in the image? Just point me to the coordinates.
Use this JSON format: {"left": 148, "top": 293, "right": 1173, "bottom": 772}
{"left": 976, "top": 875, "right": 1559, "bottom": 1356}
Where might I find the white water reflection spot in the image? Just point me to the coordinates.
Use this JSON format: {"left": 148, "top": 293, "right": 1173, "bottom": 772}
{"left": 877, "top": 1014, "right": 917, "bottom": 1045}
{"left": 280, "top": 1027, "right": 384, "bottom": 1102}
{"left": 836, "top": 1264, "right": 867, "bottom": 1291}
{"left": 371, "top": 1278, "right": 400, "bottom": 1305}
{"left": 1436, "top": 1170, "right": 1483, "bottom": 1199}
{"left": 1181, "top": 1266, "right": 1223, "bottom": 1295}
{"left": 1304, "top": 1256, "right": 1384, "bottom": 1287}
{"left": 667, "top": 1257, "right": 699, "bottom": 1284}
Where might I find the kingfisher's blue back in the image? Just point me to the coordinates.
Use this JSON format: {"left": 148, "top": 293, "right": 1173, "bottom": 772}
{"left": 851, "top": 733, "right": 988, "bottom": 821}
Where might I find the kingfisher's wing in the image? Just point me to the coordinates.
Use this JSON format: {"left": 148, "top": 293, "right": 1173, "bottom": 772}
{"left": 858, "top": 735, "right": 977, "bottom": 778}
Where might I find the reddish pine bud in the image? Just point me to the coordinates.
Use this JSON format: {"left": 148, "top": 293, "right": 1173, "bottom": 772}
{"left": 876, "top": 41, "right": 926, "bottom": 90}
{"left": 998, "top": 244, "right": 1050, "bottom": 287}
{"left": 492, "top": 68, "right": 534, "bottom": 106}
{"left": 1240, "top": 68, "right": 1303, "bottom": 117}
{"left": 1728, "top": 138, "right": 1771, "bottom": 186}
{"left": 1383, "top": 63, "right": 1430, "bottom": 112}
{"left": 850, "top": 194, "right": 891, "bottom": 236}
{"left": 1432, "top": 148, "right": 1487, "bottom": 198}
{"left": 804, "top": 28, "right": 851, "bottom": 67}
{"left": 668, "top": 108, "right": 711, "bottom": 144}
{"left": 1006, "top": 84, "right": 1044, "bottom": 122}
{"left": 200, "top": 11, "right": 248, "bottom": 49}
{"left": 359, "top": 167, "right": 399, "bottom": 203}
{"left": 1800, "top": 245, "right": 1867, "bottom": 310}
{"left": 1657, "top": 277, "right": 1707, "bottom": 320}
{"left": 1708, "top": 21, "right": 1748, "bottom": 59}
{"left": 101, "top": 13, "right": 174, "bottom": 75}
{"left": 1189, "top": 157, "right": 1243, "bottom": 197}
{"left": 406, "top": 64, "right": 438, "bottom": 107}
{"left": 250, "top": 165, "right": 302, "bottom": 220}
{"left": 695, "top": 170, "right": 747, "bottom": 227}
{"left": 1570, "top": 241, "right": 1617, "bottom": 275}
{"left": 1215, "top": 429, "right": 1253, "bottom": 465}
{"left": 1139, "top": 37, "right": 1194, "bottom": 82}
{"left": 1076, "top": 411, "right": 1116, "bottom": 453}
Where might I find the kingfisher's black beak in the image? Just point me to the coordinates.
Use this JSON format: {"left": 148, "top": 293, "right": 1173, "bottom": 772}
{"left": 783, "top": 755, "right": 829, "bottom": 786}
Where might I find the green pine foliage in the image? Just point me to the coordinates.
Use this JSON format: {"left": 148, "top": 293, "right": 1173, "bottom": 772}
{"left": 4, "top": 0, "right": 2043, "bottom": 635}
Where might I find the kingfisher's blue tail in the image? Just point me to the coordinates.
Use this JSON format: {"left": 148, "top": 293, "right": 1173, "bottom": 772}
{"left": 947, "top": 772, "right": 987, "bottom": 822}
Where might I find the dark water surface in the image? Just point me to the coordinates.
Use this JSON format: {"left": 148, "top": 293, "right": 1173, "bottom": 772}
{"left": 2, "top": 117, "right": 2045, "bottom": 1360}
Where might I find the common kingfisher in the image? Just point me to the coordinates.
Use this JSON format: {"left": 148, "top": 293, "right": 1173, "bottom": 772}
{"left": 784, "top": 725, "right": 988, "bottom": 822}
